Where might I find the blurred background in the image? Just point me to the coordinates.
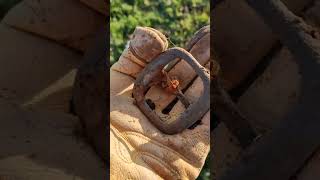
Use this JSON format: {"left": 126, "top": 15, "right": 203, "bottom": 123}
{"left": 1, "top": 0, "right": 210, "bottom": 179}
{"left": 110, "top": 0, "right": 210, "bottom": 64}
{"left": 0, "top": 0, "right": 20, "bottom": 19}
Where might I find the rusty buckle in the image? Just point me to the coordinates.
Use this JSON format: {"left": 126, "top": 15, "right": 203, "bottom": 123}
{"left": 133, "top": 47, "right": 210, "bottom": 134}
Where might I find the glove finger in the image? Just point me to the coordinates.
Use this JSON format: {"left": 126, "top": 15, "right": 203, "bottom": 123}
{"left": 3, "top": 0, "right": 105, "bottom": 52}
{"left": 110, "top": 27, "right": 210, "bottom": 179}
{"left": 0, "top": 24, "right": 80, "bottom": 112}
{"left": 144, "top": 26, "right": 210, "bottom": 114}
{"left": 110, "top": 27, "right": 168, "bottom": 96}
{"left": 110, "top": 64, "right": 211, "bottom": 179}
{"left": 110, "top": 96, "right": 210, "bottom": 179}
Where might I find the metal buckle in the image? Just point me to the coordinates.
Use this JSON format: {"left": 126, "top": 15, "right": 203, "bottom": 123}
{"left": 133, "top": 47, "right": 210, "bottom": 134}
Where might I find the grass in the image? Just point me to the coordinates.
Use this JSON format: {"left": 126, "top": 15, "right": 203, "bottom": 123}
{"left": 110, "top": 0, "right": 210, "bottom": 64}
{"left": 1, "top": 0, "right": 211, "bottom": 179}
{"left": 111, "top": 1, "right": 210, "bottom": 179}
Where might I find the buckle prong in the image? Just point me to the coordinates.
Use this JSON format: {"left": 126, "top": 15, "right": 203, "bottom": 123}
{"left": 133, "top": 47, "right": 210, "bottom": 134}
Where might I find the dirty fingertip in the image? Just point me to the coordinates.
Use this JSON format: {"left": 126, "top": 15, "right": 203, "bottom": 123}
{"left": 111, "top": 27, "right": 168, "bottom": 78}
{"left": 130, "top": 27, "right": 168, "bottom": 63}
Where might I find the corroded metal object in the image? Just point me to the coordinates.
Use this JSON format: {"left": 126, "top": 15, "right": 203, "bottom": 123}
{"left": 133, "top": 47, "right": 210, "bottom": 135}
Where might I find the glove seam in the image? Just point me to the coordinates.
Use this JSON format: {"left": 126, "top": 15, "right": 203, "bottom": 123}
{"left": 111, "top": 120, "right": 201, "bottom": 166}
{"left": 111, "top": 126, "right": 135, "bottom": 163}
{"left": 123, "top": 131, "right": 199, "bottom": 166}
{"left": 110, "top": 68, "right": 137, "bottom": 79}
{"left": 2, "top": 22, "right": 83, "bottom": 54}
{"left": 111, "top": 124, "right": 181, "bottom": 178}
{"left": 137, "top": 151, "right": 180, "bottom": 178}
{"left": 129, "top": 42, "right": 148, "bottom": 65}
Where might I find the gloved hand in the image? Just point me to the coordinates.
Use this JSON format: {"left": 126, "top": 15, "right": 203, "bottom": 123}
{"left": 0, "top": 0, "right": 107, "bottom": 179}
{"left": 110, "top": 27, "right": 210, "bottom": 180}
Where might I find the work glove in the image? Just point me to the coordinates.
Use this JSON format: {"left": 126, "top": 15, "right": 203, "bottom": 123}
{"left": 110, "top": 26, "right": 210, "bottom": 180}
{"left": 0, "top": 0, "right": 106, "bottom": 112}
{"left": 0, "top": 101, "right": 106, "bottom": 180}
{"left": 0, "top": 0, "right": 107, "bottom": 179}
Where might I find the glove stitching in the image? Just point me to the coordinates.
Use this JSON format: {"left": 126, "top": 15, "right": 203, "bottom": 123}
{"left": 111, "top": 69, "right": 137, "bottom": 79}
{"left": 127, "top": 43, "right": 148, "bottom": 67}
{"left": 112, "top": 125, "right": 181, "bottom": 178}
{"left": 110, "top": 119, "right": 193, "bottom": 164}
{"left": 136, "top": 151, "right": 181, "bottom": 178}
{"left": 123, "top": 131, "right": 198, "bottom": 165}
{"left": 111, "top": 125, "right": 134, "bottom": 163}
{"left": 111, "top": 114, "right": 208, "bottom": 167}
{"left": 111, "top": 120, "right": 200, "bottom": 166}
{"left": 128, "top": 42, "right": 148, "bottom": 63}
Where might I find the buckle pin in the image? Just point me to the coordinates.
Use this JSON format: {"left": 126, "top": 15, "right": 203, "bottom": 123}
{"left": 133, "top": 47, "right": 210, "bottom": 134}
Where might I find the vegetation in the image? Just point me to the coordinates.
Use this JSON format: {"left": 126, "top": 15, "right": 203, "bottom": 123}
{"left": 110, "top": 0, "right": 210, "bottom": 64}
{"left": 111, "top": 1, "right": 210, "bottom": 179}
{"left": 1, "top": 1, "right": 211, "bottom": 179}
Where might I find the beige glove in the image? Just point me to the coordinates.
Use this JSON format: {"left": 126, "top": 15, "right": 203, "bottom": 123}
{"left": 0, "top": 101, "right": 106, "bottom": 180}
{"left": 0, "top": 0, "right": 105, "bottom": 112}
{"left": 110, "top": 27, "right": 210, "bottom": 180}
{"left": 0, "top": 0, "right": 107, "bottom": 179}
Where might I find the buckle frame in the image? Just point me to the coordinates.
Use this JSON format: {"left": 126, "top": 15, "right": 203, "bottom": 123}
{"left": 133, "top": 47, "right": 210, "bottom": 134}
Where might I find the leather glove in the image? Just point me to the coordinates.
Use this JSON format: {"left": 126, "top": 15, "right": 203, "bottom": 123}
{"left": 0, "top": 0, "right": 107, "bottom": 179}
{"left": 110, "top": 26, "right": 210, "bottom": 180}
{"left": 0, "top": 101, "right": 106, "bottom": 180}
{"left": 0, "top": 0, "right": 105, "bottom": 112}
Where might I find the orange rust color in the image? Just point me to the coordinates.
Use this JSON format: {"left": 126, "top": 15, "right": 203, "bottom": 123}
{"left": 165, "top": 79, "right": 180, "bottom": 93}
